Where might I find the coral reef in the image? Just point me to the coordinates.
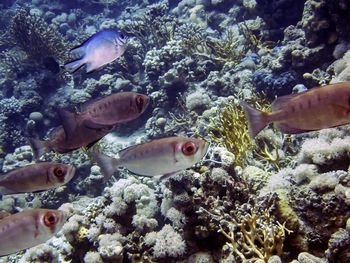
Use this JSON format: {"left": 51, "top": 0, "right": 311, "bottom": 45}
{"left": 1, "top": 0, "right": 350, "bottom": 262}
{"left": 9, "top": 8, "right": 69, "bottom": 70}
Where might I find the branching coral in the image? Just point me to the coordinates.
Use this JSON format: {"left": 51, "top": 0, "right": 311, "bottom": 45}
{"left": 9, "top": 8, "right": 70, "bottom": 65}
{"left": 209, "top": 98, "right": 252, "bottom": 167}
{"left": 210, "top": 95, "right": 270, "bottom": 166}
{"left": 200, "top": 207, "right": 290, "bottom": 262}
{"left": 219, "top": 210, "right": 289, "bottom": 262}
{"left": 120, "top": 1, "right": 176, "bottom": 49}
{"left": 204, "top": 29, "right": 248, "bottom": 65}
{"left": 175, "top": 23, "right": 207, "bottom": 55}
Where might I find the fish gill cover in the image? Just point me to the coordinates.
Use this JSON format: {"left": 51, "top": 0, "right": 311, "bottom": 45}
{"left": 0, "top": 0, "right": 350, "bottom": 262}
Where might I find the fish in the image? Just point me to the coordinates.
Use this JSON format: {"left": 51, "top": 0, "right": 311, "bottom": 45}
{"left": 29, "top": 125, "right": 112, "bottom": 159}
{"left": 59, "top": 92, "right": 149, "bottom": 138}
{"left": 0, "top": 162, "right": 76, "bottom": 195}
{"left": 241, "top": 82, "right": 350, "bottom": 138}
{"left": 0, "top": 209, "right": 66, "bottom": 256}
{"left": 0, "top": 211, "right": 11, "bottom": 220}
{"left": 64, "top": 29, "right": 128, "bottom": 73}
{"left": 91, "top": 136, "right": 209, "bottom": 181}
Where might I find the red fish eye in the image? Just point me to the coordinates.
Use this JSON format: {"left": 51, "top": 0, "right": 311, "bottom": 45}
{"left": 44, "top": 212, "right": 57, "bottom": 226}
{"left": 136, "top": 96, "right": 144, "bottom": 113}
{"left": 182, "top": 142, "right": 197, "bottom": 156}
{"left": 54, "top": 168, "right": 65, "bottom": 178}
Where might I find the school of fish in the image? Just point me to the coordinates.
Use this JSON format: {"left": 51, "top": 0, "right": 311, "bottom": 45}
{"left": 2, "top": 24, "right": 350, "bottom": 258}
{"left": 0, "top": 28, "right": 209, "bottom": 256}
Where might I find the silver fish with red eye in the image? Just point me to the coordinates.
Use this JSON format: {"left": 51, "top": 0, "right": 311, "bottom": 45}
{"left": 58, "top": 91, "right": 149, "bottom": 140}
{"left": 0, "top": 209, "right": 66, "bottom": 256}
{"left": 241, "top": 81, "right": 350, "bottom": 138}
{"left": 91, "top": 136, "right": 209, "bottom": 181}
{"left": 0, "top": 162, "right": 75, "bottom": 195}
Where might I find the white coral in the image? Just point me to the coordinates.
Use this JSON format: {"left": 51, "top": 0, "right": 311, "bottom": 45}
{"left": 144, "top": 224, "right": 186, "bottom": 258}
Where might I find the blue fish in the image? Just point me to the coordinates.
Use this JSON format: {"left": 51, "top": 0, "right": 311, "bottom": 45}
{"left": 64, "top": 29, "right": 128, "bottom": 73}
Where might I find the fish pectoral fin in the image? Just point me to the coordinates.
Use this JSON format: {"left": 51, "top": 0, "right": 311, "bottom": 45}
{"left": 57, "top": 108, "right": 78, "bottom": 140}
{"left": 275, "top": 123, "right": 312, "bottom": 134}
{"left": 83, "top": 119, "right": 112, "bottom": 130}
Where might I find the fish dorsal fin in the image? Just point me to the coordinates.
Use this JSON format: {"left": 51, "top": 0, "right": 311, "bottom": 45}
{"left": 271, "top": 85, "right": 330, "bottom": 111}
{"left": 118, "top": 144, "right": 140, "bottom": 158}
{"left": 271, "top": 93, "right": 300, "bottom": 111}
{"left": 69, "top": 33, "right": 97, "bottom": 55}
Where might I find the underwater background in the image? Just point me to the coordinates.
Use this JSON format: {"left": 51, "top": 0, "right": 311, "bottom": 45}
{"left": 0, "top": 0, "right": 350, "bottom": 262}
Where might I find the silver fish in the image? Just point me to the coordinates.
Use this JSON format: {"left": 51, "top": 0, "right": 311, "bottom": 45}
{"left": 92, "top": 136, "right": 209, "bottom": 181}
{"left": 241, "top": 82, "right": 350, "bottom": 138}
{"left": 0, "top": 162, "right": 75, "bottom": 195}
{"left": 29, "top": 125, "right": 113, "bottom": 159}
{"left": 0, "top": 209, "right": 66, "bottom": 256}
{"left": 59, "top": 92, "right": 150, "bottom": 137}
{"left": 64, "top": 29, "right": 128, "bottom": 73}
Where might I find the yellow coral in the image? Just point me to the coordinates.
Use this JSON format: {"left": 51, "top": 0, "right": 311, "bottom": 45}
{"left": 209, "top": 95, "right": 270, "bottom": 166}
{"left": 77, "top": 226, "right": 89, "bottom": 241}
{"left": 219, "top": 209, "right": 291, "bottom": 262}
{"left": 209, "top": 99, "right": 253, "bottom": 166}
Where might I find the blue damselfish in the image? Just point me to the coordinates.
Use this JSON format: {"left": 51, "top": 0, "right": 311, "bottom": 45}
{"left": 64, "top": 29, "right": 128, "bottom": 73}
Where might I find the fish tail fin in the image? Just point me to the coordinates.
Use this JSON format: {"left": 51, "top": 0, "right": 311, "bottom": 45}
{"left": 91, "top": 151, "right": 119, "bottom": 182}
{"left": 64, "top": 59, "right": 85, "bottom": 73}
{"left": 28, "top": 137, "right": 49, "bottom": 159}
{"left": 57, "top": 108, "right": 77, "bottom": 140}
{"left": 240, "top": 101, "right": 270, "bottom": 139}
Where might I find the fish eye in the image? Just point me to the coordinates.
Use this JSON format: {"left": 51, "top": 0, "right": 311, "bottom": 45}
{"left": 44, "top": 212, "right": 57, "bottom": 226}
{"left": 182, "top": 142, "right": 197, "bottom": 156}
{"left": 120, "top": 33, "right": 125, "bottom": 39}
{"left": 54, "top": 167, "right": 65, "bottom": 178}
{"left": 135, "top": 96, "right": 144, "bottom": 113}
